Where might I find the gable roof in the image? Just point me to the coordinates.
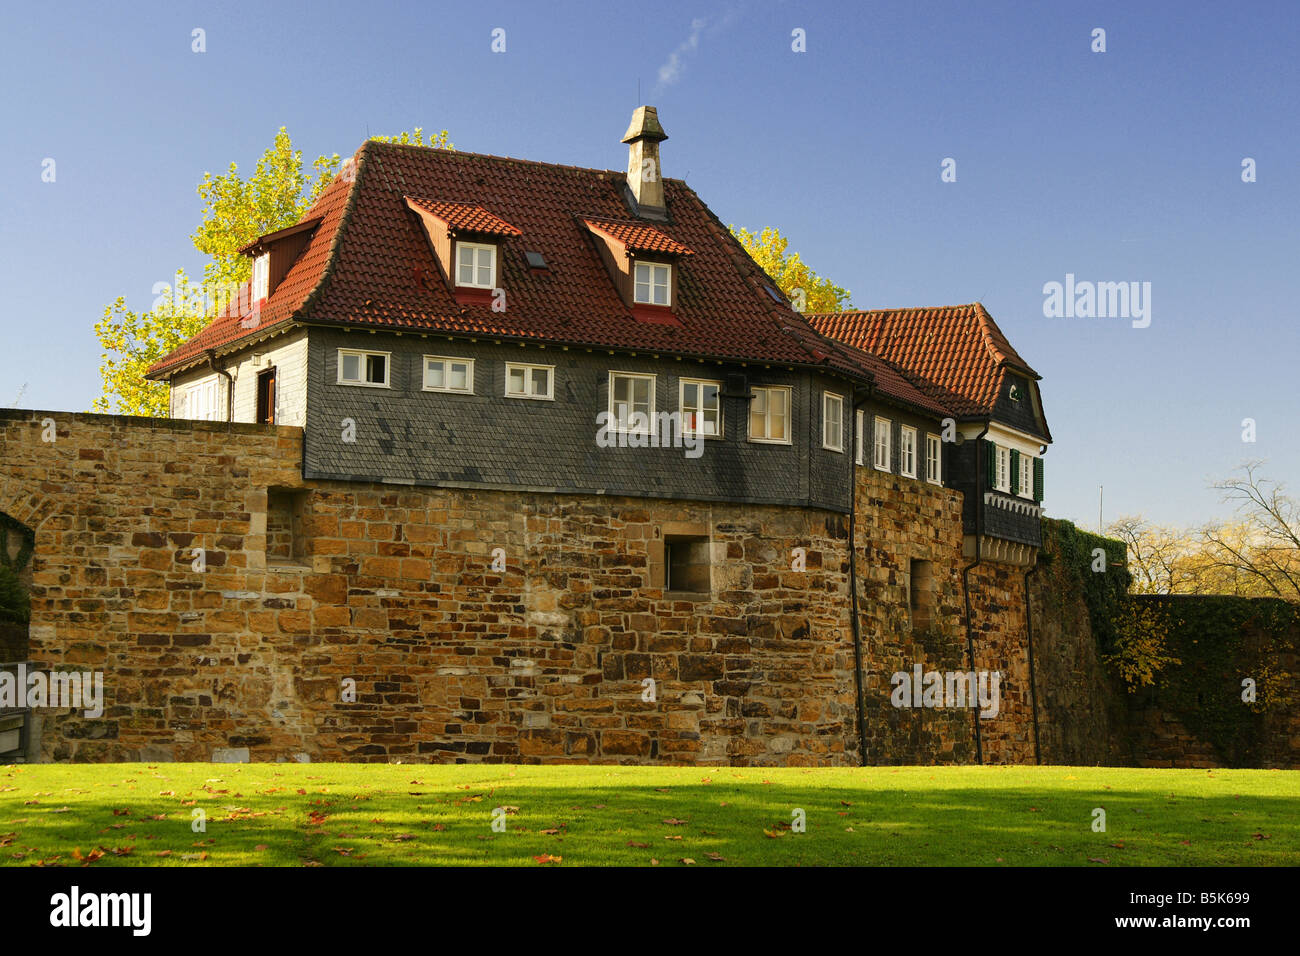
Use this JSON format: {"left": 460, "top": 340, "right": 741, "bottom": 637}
{"left": 807, "top": 303, "right": 1049, "bottom": 439}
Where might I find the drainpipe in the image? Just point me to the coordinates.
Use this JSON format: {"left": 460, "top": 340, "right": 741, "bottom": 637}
{"left": 205, "top": 349, "right": 234, "bottom": 423}
{"left": 961, "top": 420, "right": 990, "bottom": 765}
{"left": 1023, "top": 439, "right": 1048, "bottom": 765}
{"left": 848, "top": 384, "right": 873, "bottom": 766}
{"left": 1024, "top": 562, "right": 1041, "bottom": 764}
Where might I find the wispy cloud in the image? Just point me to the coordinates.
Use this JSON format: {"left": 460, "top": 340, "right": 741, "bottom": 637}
{"left": 655, "top": 17, "right": 707, "bottom": 93}
{"left": 652, "top": 10, "right": 740, "bottom": 96}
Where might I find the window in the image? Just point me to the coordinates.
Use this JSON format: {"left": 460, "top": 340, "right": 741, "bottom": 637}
{"left": 856, "top": 409, "right": 865, "bottom": 465}
{"left": 338, "top": 349, "right": 390, "bottom": 387}
{"left": 899, "top": 426, "right": 917, "bottom": 477}
{"left": 823, "top": 392, "right": 844, "bottom": 452}
{"left": 679, "top": 378, "right": 721, "bottom": 437}
{"left": 610, "top": 372, "right": 655, "bottom": 432}
{"left": 256, "top": 367, "right": 276, "bottom": 425}
{"left": 176, "top": 375, "right": 223, "bottom": 421}
{"left": 665, "top": 535, "right": 710, "bottom": 593}
{"left": 252, "top": 253, "right": 270, "bottom": 301}
{"left": 995, "top": 445, "right": 1011, "bottom": 492}
{"left": 423, "top": 355, "right": 474, "bottom": 393}
{"left": 873, "top": 417, "right": 891, "bottom": 471}
{"left": 1019, "top": 453, "right": 1034, "bottom": 499}
{"left": 909, "top": 559, "right": 934, "bottom": 631}
{"left": 505, "top": 362, "right": 554, "bottom": 400}
{"left": 925, "top": 434, "right": 942, "bottom": 484}
{"left": 455, "top": 241, "right": 497, "bottom": 289}
{"left": 749, "top": 386, "right": 791, "bottom": 443}
{"left": 633, "top": 261, "right": 671, "bottom": 306}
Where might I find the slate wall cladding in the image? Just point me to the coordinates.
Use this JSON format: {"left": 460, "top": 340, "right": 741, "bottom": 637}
{"left": 0, "top": 409, "right": 1043, "bottom": 765}
{"left": 300, "top": 328, "right": 901, "bottom": 513}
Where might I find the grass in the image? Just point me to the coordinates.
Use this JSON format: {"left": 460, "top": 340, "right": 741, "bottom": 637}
{"left": 1, "top": 763, "right": 1296, "bottom": 867}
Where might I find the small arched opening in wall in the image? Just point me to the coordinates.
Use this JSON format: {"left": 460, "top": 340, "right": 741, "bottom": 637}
{"left": 0, "top": 511, "right": 36, "bottom": 762}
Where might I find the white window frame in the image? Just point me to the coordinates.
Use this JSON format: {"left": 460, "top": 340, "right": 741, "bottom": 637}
{"left": 925, "top": 433, "right": 942, "bottom": 485}
{"left": 678, "top": 378, "right": 721, "bottom": 438}
{"left": 176, "top": 374, "right": 223, "bottom": 422}
{"left": 422, "top": 355, "right": 474, "bottom": 394}
{"left": 748, "top": 385, "right": 793, "bottom": 444}
{"left": 822, "top": 391, "right": 844, "bottom": 452}
{"left": 900, "top": 425, "right": 917, "bottom": 478}
{"left": 1019, "top": 453, "right": 1034, "bottom": 499}
{"left": 504, "top": 362, "right": 555, "bottom": 401}
{"left": 609, "top": 371, "right": 657, "bottom": 433}
{"left": 995, "top": 445, "right": 1011, "bottom": 492}
{"left": 633, "top": 260, "right": 672, "bottom": 306}
{"left": 856, "top": 409, "right": 865, "bottom": 465}
{"left": 455, "top": 241, "right": 497, "bottom": 289}
{"left": 337, "top": 348, "right": 391, "bottom": 388}
{"left": 873, "top": 416, "right": 892, "bottom": 471}
{"left": 252, "top": 253, "right": 270, "bottom": 301}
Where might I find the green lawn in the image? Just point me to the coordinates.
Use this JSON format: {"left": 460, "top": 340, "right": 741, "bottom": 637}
{"left": 1, "top": 763, "right": 1295, "bottom": 866}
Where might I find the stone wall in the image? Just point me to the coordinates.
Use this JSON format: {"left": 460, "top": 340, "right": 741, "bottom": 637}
{"left": 0, "top": 410, "right": 864, "bottom": 764}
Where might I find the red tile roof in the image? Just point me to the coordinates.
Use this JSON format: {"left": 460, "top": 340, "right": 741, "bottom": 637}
{"left": 404, "top": 197, "right": 522, "bottom": 237}
{"left": 145, "top": 141, "right": 1039, "bottom": 432}
{"left": 807, "top": 303, "right": 1040, "bottom": 420}
{"left": 581, "top": 217, "right": 694, "bottom": 256}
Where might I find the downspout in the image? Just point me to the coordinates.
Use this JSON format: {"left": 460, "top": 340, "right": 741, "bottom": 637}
{"left": 1024, "top": 562, "right": 1041, "bottom": 764}
{"left": 205, "top": 349, "right": 234, "bottom": 423}
{"left": 961, "top": 420, "right": 991, "bottom": 765}
{"left": 848, "top": 384, "right": 873, "bottom": 766}
{"left": 1023, "top": 440, "right": 1048, "bottom": 765}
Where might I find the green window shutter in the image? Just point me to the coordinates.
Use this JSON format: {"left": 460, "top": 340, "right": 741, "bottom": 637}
{"left": 1033, "top": 457, "right": 1044, "bottom": 502}
{"left": 984, "top": 439, "right": 997, "bottom": 489}
{"left": 1009, "top": 449, "right": 1020, "bottom": 493}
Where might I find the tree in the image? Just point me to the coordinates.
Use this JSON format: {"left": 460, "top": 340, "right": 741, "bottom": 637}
{"left": 729, "top": 225, "right": 852, "bottom": 313}
{"left": 94, "top": 126, "right": 453, "bottom": 415}
{"left": 1203, "top": 461, "right": 1300, "bottom": 600}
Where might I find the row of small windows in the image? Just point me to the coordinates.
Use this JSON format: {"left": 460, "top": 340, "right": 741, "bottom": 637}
{"left": 336, "top": 347, "right": 951, "bottom": 482}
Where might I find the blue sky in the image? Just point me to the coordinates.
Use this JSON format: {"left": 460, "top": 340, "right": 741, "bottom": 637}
{"left": 1, "top": 0, "right": 1296, "bottom": 530}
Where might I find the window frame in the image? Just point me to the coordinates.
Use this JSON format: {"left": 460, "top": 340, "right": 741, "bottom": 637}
{"left": 822, "top": 391, "right": 844, "bottom": 453}
{"left": 747, "top": 385, "right": 793, "bottom": 445}
{"left": 633, "top": 260, "right": 672, "bottom": 307}
{"left": 1018, "top": 453, "right": 1034, "bottom": 499}
{"left": 856, "top": 409, "right": 866, "bottom": 465}
{"left": 504, "top": 362, "right": 555, "bottom": 401}
{"left": 900, "top": 425, "right": 918, "bottom": 478}
{"left": 873, "top": 416, "right": 892, "bottom": 471}
{"left": 454, "top": 240, "right": 498, "bottom": 290}
{"left": 251, "top": 252, "right": 270, "bottom": 301}
{"left": 678, "top": 377, "right": 722, "bottom": 438}
{"left": 608, "top": 370, "right": 657, "bottom": 433}
{"left": 925, "top": 433, "right": 942, "bottom": 485}
{"left": 422, "top": 355, "right": 475, "bottom": 394}
{"left": 995, "top": 444, "right": 1011, "bottom": 492}
{"left": 337, "top": 348, "right": 392, "bottom": 388}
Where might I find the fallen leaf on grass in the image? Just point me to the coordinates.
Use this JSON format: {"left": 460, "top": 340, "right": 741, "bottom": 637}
{"left": 706, "top": 852, "right": 725, "bottom": 862}
{"left": 1087, "top": 857, "right": 1109, "bottom": 864}
{"left": 627, "top": 841, "right": 650, "bottom": 849}
{"left": 763, "top": 829, "right": 784, "bottom": 839}
{"left": 533, "top": 854, "right": 562, "bottom": 864}
{"left": 255, "top": 845, "right": 268, "bottom": 852}
{"left": 662, "top": 818, "right": 687, "bottom": 826}
{"left": 664, "top": 834, "right": 682, "bottom": 841}
{"left": 679, "top": 858, "right": 695, "bottom": 865}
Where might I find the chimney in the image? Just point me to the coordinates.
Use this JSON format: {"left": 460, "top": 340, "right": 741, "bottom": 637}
{"left": 622, "top": 105, "right": 668, "bottom": 217}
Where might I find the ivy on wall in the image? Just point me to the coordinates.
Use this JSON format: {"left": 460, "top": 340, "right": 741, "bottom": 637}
{"left": 1038, "top": 518, "right": 1130, "bottom": 648}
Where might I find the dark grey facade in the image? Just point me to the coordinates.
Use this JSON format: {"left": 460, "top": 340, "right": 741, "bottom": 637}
{"left": 297, "top": 328, "right": 946, "bottom": 514}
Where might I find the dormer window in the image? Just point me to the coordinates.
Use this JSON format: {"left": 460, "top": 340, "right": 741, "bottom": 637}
{"left": 251, "top": 253, "right": 270, "bottom": 301}
{"left": 456, "top": 241, "right": 497, "bottom": 289}
{"left": 634, "top": 261, "right": 671, "bottom": 306}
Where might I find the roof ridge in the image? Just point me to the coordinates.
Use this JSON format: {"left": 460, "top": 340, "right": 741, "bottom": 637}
{"left": 363, "top": 139, "right": 692, "bottom": 185}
